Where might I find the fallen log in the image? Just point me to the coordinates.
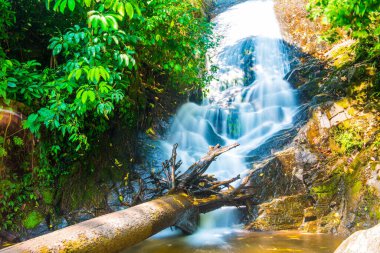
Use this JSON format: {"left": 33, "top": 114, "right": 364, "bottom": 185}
{"left": 0, "top": 194, "right": 194, "bottom": 253}
{"left": 0, "top": 143, "right": 255, "bottom": 252}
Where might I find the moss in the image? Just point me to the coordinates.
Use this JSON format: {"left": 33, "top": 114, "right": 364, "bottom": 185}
{"left": 23, "top": 211, "right": 44, "bottom": 229}
{"left": 327, "top": 41, "right": 356, "bottom": 68}
{"left": 247, "top": 195, "right": 310, "bottom": 231}
{"left": 331, "top": 125, "right": 364, "bottom": 154}
{"left": 311, "top": 174, "right": 341, "bottom": 201}
{"left": 318, "top": 212, "right": 341, "bottom": 233}
{"left": 41, "top": 189, "right": 54, "bottom": 205}
{"left": 350, "top": 181, "right": 363, "bottom": 200}
{"left": 336, "top": 98, "right": 351, "bottom": 109}
{"left": 347, "top": 107, "right": 356, "bottom": 116}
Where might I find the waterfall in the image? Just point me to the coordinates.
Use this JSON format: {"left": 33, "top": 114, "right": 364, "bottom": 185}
{"left": 157, "top": 0, "right": 298, "bottom": 245}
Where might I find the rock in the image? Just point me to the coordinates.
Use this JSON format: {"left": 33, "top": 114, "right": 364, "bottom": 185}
{"left": 248, "top": 149, "right": 306, "bottom": 203}
{"left": 246, "top": 104, "right": 310, "bottom": 162}
{"left": 330, "top": 111, "right": 352, "bottom": 126}
{"left": 334, "top": 223, "right": 380, "bottom": 253}
{"left": 66, "top": 209, "right": 95, "bottom": 224}
{"left": 315, "top": 110, "right": 331, "bottom": 129}
{"left": 107, "top": 190, "right": 125, "bottom": 212}
{"left": 366, "top": 165, "right": 380, "bottom": 196}
{"left": 295, "top": 148, "right": 318, "bottom": 165}
{"left": 55, "top": 217, "right": 68, "bottom": 230}
{"left": 246, "top": 194, "right": 311, "bottom": 231}
{"left": 22, "top": 221, "right": 50, "bottom": 241}
{"left": 0, "top": 231, "right": 19, "bottom": 243}
{"left": 329, "top": 104, "right": 345, "bottom": 118}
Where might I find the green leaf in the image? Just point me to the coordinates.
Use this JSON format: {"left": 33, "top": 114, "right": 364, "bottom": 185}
{"left": 104, "top": 0, "right": 113, "bottom": 9}
{"left": 106, "top": 15, "right": 118, "bottom": 30}
{"left": 53, "top": 44, "right": 62, "bottom": 55}
{"left": 46, "top": 0, "right": 52, "bottom": 10}
{"left": 125, "top": 2, "right": 134, "bottom": 20}
{"left": 100, "top": 16, "right": 108, "bottom": 31}
{"left": 88, "top": 15, "right": 100, "bottom": 29}
{"left": 82, "top": 91, "right": 88, "bottom": 103}
{"left": 84, "top": 0, "right": 91, "bottom": 7}
{"left": 28, "top": 113, "right": 39, "bottom": 122}
{"left": 117, "top": 2, "right": 125, "bottom": 16}
{"left": 75, "top": 69, "right": 82, "bottom": 80}
{"left": 88, "top": 90, "right": 96, "bottom": 102}
{"left": 68, "top": 0, "right": 75, "bottom": 11}
{"left": 59, "top": 0, "right": 67, "bottom": 13}
{"left": 7, "top": 82, "right": 16, "bottom": 88}
{"left": 132, "top": 3, "right": 141, "bottom": 16}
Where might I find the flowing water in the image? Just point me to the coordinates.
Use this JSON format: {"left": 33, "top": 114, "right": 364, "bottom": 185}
{"left": 160, "top": 0, "right": 297, "bottom": 182}
{"left": 127, "top": 0, "right": 344, "bottom": 251}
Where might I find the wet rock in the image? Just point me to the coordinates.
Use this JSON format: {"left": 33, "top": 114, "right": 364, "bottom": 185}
{"left": 247, "top": 194, "right": 311, "bottom": 231}
{"left": 0, "top": 231, "right": 19, "bottom": 243}
{"left": 300, "top": 207, "right": 319, "bottom": 232}
{"left": 107, "top": 190, "right": 125, "bottom": 212}
{"left": 66, "top": 209, "right": 96, "bottom": 224}
{"left": 22, "top": 221, "right": 50, "bottom": 240}
{"left": 248, "top": 149, "right": 306, "bottom": 203}
{"left": 334, "top": 223, "right": 380, "bottom": 253}
{"left": 55, "top": 217, "right": 68, "bottom": 230}
{"left": 246, "top": 104, "right": 310, "bottom": 162}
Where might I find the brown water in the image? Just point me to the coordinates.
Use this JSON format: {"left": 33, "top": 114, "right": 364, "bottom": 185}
{"left": 126, "top": 230, "right": 344, "bottom": 253}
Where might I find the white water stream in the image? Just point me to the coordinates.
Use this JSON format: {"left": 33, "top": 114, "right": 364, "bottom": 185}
{"left": 157, "top": 0, "right": 298, "bottom": 246}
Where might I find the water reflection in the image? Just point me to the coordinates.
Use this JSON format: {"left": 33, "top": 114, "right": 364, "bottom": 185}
{"left": 126, "top": 230, "right": 343, "bottom": 253}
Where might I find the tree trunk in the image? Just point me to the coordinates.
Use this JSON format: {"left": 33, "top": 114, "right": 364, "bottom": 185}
{"left": 0, "top": 194, "right": 193, "bottom": 253}
{"left": 0, "top": 143, "right": 255, "bottom": 252}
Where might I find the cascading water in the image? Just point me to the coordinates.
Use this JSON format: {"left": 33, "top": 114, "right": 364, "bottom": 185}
{"left": 158, "top": 0, "right": 298, "bottom": 246}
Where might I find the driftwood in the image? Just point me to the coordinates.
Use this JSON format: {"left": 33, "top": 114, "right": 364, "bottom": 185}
{"left": 152, "top": 143, "right": 255, "bottom": 209}
{"left": 0, "top": 143, "right": 256, "bottom": 253}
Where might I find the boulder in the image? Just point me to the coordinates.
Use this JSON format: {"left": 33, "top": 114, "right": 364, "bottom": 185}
{"left": 334, "top": 223, "right": 380, "bottom": 253}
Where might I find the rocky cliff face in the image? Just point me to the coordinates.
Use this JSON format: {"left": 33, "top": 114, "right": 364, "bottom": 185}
{"left": 245, "top": 0, "right": 380, "bottom": 237}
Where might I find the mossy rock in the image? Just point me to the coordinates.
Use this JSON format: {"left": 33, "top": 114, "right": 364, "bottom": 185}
{"left": 247, "top": 194, "right": 311, "bottom": 231}
{"left": 23, "top": 211, "right": 44, "bottom": 229}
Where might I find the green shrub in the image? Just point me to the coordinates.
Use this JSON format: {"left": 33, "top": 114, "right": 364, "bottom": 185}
{"left": 333, "top": 126, "right": 364, "bottom": 154}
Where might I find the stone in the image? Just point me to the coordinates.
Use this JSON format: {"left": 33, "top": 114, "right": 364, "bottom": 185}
{"left": 366, "top": 167, "right": 380, "bottom": 196}
{"left": 334, "top": 223, "right": 380, "bottom": 253}
{"left": 330, "top": 111, "right": 351, "bottom": 126}
{"left": 329, "top": 104, "right": 345, "bottom": 119}
{"left": 316, "top": 110, "right": 331, "bottom": 129}
{"left": 246, "top": 194, "right": 311, "bottom": 231}
{"left": 107, "top": 190, "right": 125, "bottom": 212}
{"left": 248, "top": 152, "right": 306, "bottom": 203}
{"left": 56, "top": 217, "right": 68, "bottom": 230}
{"left": 22, "top": 221, "right": 50, "bottom": 241}
{"left": 295, "top": 148, "right": 318, "bottom": 165}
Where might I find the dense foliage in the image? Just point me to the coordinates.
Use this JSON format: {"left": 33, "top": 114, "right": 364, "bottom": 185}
{"left": 308, "top": 0, "right": 380, "bottom": 60}
{"left": 0, "top": 0, "right": 214, "bottom": 230}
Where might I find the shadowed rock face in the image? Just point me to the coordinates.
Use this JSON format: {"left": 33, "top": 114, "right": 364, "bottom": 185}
{"left": 334, "top": 223, "right": 380, "bottom": 253}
